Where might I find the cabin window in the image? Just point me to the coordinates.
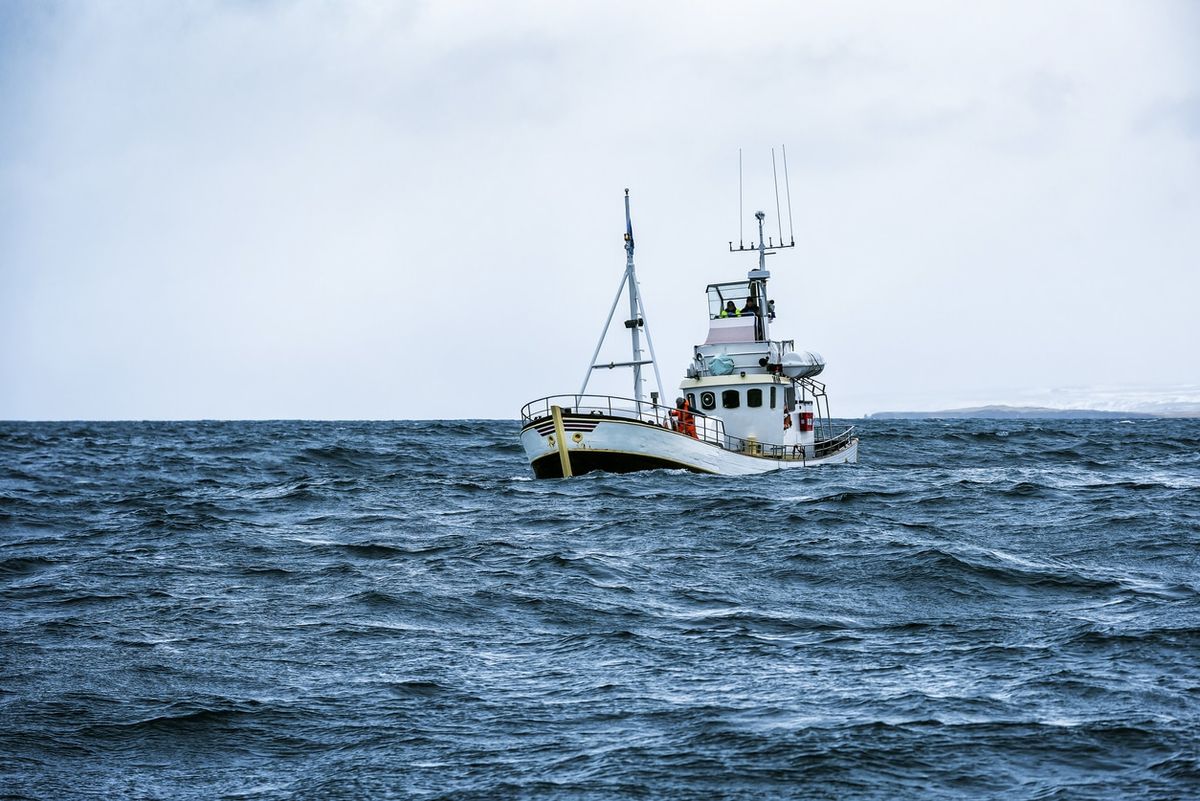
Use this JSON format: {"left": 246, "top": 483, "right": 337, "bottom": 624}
{"left": 722, "top": 389, "right": 740, "bottom": 409}
{"left": 784, "top": 387, "right": 796, "bottom": 411}
{"left": 770, "top": 386, "right": 777, "bottom": 409}
{"left": 747, "top": 388, "right": 763, "bottom": 408}
{"left": 700, "top": 391, "right": 716, "bottom": 410}
{"left": 686, "top": 393, "right": 696, "bottom": 409}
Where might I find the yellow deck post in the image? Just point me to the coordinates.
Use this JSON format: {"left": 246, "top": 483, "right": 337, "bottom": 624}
{"left": 551, "top": 405, "right": 573, "bottom": 478}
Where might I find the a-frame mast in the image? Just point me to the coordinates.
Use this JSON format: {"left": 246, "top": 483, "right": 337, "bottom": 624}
{"left": 579, "top": 190, "right": 665, "bottom": 411}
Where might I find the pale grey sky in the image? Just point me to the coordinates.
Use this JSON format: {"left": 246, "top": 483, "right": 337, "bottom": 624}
{"left": 2, "top": 1, "right": 1198, "bottom": 419}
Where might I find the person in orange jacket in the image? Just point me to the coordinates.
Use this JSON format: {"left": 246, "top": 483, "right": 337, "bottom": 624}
{"left": 670, "top": 396, "right": 698, "bottom": 439}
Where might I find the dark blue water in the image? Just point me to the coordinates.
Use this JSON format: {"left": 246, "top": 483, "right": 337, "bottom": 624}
{"left": 1, "top": 419, "right": 1198, "bottom": 800}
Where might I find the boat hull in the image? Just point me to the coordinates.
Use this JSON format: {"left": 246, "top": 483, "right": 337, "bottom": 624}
{"left": 520, "top": 415, "right": 857, "bottom": 478}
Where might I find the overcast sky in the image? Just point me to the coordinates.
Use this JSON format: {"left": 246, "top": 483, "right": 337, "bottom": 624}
{"left": 2, "top": 1, "right": 1197, "bottom": 419}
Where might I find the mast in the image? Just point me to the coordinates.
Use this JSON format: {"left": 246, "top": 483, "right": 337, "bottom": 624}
{"left": 625, "top": 190, "right": 643, "bottom": 407}
{"left": 751, "top": 210, "right": 771, "bottom": 342}
{"left": 755, "top": 210, "right": 768, "bottom": 272}
{"left": 579, "top": 190, "right": 665, "bottom": 409}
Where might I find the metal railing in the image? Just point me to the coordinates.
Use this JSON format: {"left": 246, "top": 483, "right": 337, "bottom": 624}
{"left": 521, "top": 394, "right": 856, "bottom": 462}
{"left": 521, "top": 394, "right": 728, "bottom": 446}
{"left": 814, "top": 426, "right": 857, "bottom": 458}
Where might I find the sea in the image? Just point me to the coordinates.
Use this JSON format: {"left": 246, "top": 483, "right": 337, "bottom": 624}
{"left": 1, "top": 419, "right": 1198, "bottom": 800}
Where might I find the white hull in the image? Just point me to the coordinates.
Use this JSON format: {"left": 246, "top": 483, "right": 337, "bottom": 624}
{"left": 520, "top": 415, "right": 858, "bottom": 477}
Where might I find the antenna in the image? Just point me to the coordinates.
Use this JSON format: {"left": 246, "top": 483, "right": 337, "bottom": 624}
{"left": 771, "top": 148, "right": 783, "bottom": 246}
{"left": 782, "top": 144, "right": 795, "bottom": 245}
{"left": 729, "top": 148, "right": 796, "bottom": 256}
{"left": 738, "top": 148, "right": 744, "bottom": 249}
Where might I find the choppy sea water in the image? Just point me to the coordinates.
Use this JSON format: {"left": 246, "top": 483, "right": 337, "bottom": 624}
{"left": 1, "top": 419, "right": 1198, "bottom": 800}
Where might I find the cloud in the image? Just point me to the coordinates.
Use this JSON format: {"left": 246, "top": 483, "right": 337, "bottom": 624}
{"left": 1, "top": 1, "right": 1198, "bottom": 418}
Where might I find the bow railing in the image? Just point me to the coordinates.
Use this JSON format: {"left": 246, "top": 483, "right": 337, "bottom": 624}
{"left": 521, "top": 394, "right": 727, "bottom": 446}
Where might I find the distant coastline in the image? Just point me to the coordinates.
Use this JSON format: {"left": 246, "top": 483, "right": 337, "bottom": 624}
{"left": 866, "top": 405, "right": 1199, "bottom": 420}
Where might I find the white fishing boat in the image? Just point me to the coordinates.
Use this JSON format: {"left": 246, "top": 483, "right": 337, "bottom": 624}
{"left": 519, "top": 162, "right": 858, "bottom": 478}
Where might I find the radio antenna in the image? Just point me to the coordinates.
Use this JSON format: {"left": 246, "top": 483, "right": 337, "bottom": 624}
{"left": 782, "top": 144, "right": 795, "bottom": 245}
{"left": 728, "top": 148, "right": 796, "bottom": 256}
{"left": 771, "top": 148, "right": 784, "bottom": 245}
{"left": 738, "top": 148, "right": 744, "bottom": 249}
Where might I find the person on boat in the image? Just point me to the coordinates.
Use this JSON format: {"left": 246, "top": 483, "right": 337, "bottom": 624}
{"left": 718, "top": 300, "right": 740, "bottom": 318}
{"left": 670, "top": 397, "right": 698, "bottom": 438}
{"left": 742, "top": 297, "right": 762, "bottom": 340}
